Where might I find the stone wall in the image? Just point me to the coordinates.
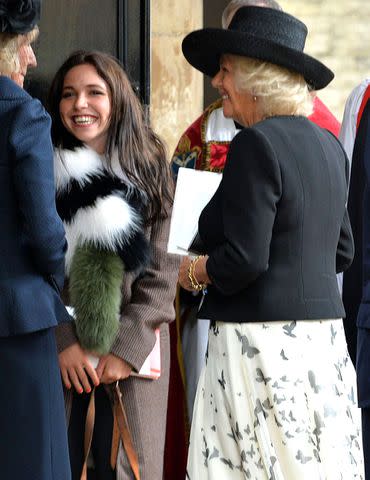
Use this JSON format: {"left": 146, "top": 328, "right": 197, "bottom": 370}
{"left": 150, "top": 0, "right": 369, "bottom": 154}
{"left": 150, "top": 0, "right": 203, "bottom": 158}
{"left": 280, "top": 0, "right": 370, "bottom": 123}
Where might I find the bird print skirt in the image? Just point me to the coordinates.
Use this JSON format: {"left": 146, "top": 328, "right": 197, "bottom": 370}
{"left": 186, "top": 319, "right": 364, "bottom": 479}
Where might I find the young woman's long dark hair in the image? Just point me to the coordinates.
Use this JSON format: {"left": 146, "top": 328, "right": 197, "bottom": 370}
{"left": 48, "top": 50, "right": 173, "bottom": 223}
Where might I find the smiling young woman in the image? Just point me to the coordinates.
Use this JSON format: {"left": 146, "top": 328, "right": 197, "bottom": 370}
{"left": 48, "top": 51, "right": 179, "bottom": 480}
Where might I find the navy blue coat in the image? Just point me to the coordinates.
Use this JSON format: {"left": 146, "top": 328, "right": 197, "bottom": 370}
{"left": 343, "top": 100, "right": 370, "bottom": 408}
{"left": 342, "top": 103, "right": 368, "bottom": 369}
{"left": 0, "top": 76, "right": 70, "bottom": 336}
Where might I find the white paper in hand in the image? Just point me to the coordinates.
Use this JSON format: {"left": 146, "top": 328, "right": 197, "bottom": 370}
{"left": 167, "top": 168, "right": 222, "bottom": 255}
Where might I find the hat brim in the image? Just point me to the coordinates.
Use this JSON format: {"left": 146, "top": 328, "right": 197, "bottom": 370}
{"left": 182, "top": 28, "right": 334, "bottom": 91}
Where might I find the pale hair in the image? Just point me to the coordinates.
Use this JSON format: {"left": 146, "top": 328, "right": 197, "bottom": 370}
{"left": 0, "top": 27, "right": 38, "bottom": 76}
{"left": 227, "top": 54, "right": 314, "bottom": 118}
{"left": 222, "top": 0, "right": 282, "bottom": 28}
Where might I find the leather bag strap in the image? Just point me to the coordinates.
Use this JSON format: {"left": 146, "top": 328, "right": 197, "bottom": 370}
{"left": 110, "top": 401, "right": 120, "bottom": 469}
{"left": 110, "top": 381, "right": 140, "bottom": 480}
{"left": 80, "top": 387, "right": 96, "bottom": 480}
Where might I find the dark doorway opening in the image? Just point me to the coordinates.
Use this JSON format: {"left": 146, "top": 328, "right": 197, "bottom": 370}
{"left": 26, "top": 0, "right": 150, "bottom": 108}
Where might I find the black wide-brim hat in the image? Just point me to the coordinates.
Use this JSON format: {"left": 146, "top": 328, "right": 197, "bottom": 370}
{"left": 0, "top": 0, "right": 40, "bottom": 34}
{"left": 182, "top": 6, "right": 334, "bottom": 91}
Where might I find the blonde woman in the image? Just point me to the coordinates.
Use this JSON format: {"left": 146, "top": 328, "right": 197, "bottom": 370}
{"left": 179, "top": 6, "right": 363, "bottom": 479}
{"left": 0, "top": 1, "right": 71, "bottom": 479}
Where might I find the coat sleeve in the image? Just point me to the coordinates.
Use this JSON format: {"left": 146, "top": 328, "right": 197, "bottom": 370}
{"left": 205, "top": 128, "right": 282, "bottom": 295}
{"left": 8, "top": 98, "right": 67, "bottom": 290}
{"left": 336, "top": 153, "right": 354, "bottom": 274}
{"left": 336, "top": 209, "right": 354, "bottom": 274}
{"left": 342, "top": 100, "right": 370, "bottom": 365}
{"left": 110, "top": 210, "right": 180, "bottom": 372}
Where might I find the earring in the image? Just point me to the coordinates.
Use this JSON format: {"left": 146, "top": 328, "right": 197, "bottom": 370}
{"left": 253, "top": 96, "right": 257, "bottom": 102}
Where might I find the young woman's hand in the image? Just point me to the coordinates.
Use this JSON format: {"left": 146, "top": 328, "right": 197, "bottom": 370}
{"left": 58, "top": 343, "right": 100, "bottom": 393}
{"left": 96, "top": 354, "right": 133, "bottom": 384}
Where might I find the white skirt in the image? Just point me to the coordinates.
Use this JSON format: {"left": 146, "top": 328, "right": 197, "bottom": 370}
{"left": 186, "top": 319, "right": 364, "bottom": 480}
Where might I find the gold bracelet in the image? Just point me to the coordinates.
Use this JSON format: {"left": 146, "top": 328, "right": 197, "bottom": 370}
{"left": 188, "top": 255, "right": 207, "bottom": 292}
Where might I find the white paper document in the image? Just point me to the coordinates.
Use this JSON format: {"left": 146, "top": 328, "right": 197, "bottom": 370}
{"left": 167, "top": 167, "right": 222, "bottom": 255}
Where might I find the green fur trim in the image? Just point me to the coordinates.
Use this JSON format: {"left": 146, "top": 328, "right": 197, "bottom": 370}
{"left": 69, "top": 243, "right": 124, "bottom": 354}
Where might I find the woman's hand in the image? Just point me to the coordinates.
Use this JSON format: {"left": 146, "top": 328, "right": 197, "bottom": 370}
{"left": 58, "top": 343, "right": 100, "bottom": 393}
{"left": 96, "top": 354, "right": 133, "bottom": 384}
{"left": 178, "top": 255, "right": 211, "bottom": 291}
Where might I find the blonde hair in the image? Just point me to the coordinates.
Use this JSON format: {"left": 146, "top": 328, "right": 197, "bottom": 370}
{"left": 227, "top": 54, "right": 314, "bottom": 118}
{"left": 0, "top": 27, "right": 38, "bottom": 76}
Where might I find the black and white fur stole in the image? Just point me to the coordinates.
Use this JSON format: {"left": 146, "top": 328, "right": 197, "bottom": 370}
{"left": 54, "top": 146, "right": 150, "bottom": 274}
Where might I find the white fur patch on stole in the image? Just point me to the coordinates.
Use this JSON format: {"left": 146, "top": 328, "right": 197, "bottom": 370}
{"left": 54, "top": 146, "right": 143, "bottom": 273}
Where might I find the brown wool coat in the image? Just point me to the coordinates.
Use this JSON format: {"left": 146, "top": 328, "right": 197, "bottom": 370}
{"left": 56, "top": 209, "right": 180, "bottom": 480}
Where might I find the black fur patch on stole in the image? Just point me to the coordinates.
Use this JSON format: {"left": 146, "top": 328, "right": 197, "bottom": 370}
{"left": 116, "top": 229, "right": 151, "bottom": 272}
{"left": 56, "top": 172, "right": 144, "bottom": 223}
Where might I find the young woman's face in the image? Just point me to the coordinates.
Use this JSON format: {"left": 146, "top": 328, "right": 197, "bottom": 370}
{"left": 59, "top": 64, "right": 112, "bottom": 154}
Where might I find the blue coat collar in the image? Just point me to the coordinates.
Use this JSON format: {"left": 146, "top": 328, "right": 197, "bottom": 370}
{"left": 0, "top": 75, "right": 32, "bottom": 101}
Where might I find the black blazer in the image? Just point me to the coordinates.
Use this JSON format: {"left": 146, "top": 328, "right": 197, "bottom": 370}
{"left": 0, "top": 76, "right": 70, "bottom": 336}
{"left": 198, "top": 115, "right": 353, "bottom": 323}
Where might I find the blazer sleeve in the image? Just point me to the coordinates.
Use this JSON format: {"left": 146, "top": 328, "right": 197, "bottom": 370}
{"left": 336, "top": 152, "right": 354, "bottom": 273}
{"left": 205, "top": 128, "right": 282, "bottom": 295}
{"left": 110, "top": 210, "right": 180, "bottom": 372}
{"left": 8, "top": 98, "right": 67, "bottom": 289}
{"left": 336, "top": 211, "right": 354, "bottom": 273}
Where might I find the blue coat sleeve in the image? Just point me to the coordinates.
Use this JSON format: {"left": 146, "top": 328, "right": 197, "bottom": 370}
{"left": 8, "top": 97, "right": 67, "bottom": 289}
